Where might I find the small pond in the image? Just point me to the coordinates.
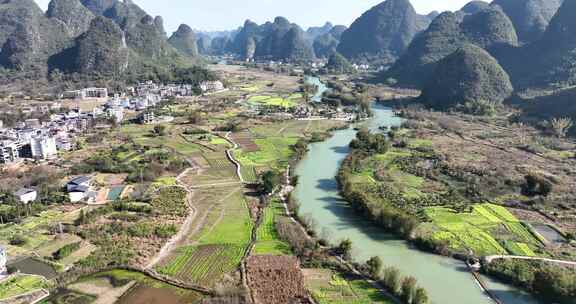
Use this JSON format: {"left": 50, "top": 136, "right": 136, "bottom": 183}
{"left": 531, "top": 223, "right": 566, "bottom": 245}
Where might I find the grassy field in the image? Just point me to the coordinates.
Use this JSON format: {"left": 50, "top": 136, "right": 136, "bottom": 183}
{"left": 253, "top": 200, "right": 291, "bottom": 255}
{"left": 0, "top": 275, "right": 48, "bottom": 300}
{"left": 303, "top": 269, "right": 394, "bottom": 304}
{"left": 423, "top": 204, "right": 542, "bottom": 256}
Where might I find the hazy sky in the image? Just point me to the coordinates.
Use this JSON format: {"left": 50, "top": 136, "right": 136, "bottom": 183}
{"left": 34, "top": 0, "right": 485, "bottom": 33}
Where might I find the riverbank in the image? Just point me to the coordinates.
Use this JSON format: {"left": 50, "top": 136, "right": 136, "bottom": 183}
{"left": 327, "top": 100, "right": 576, "bottom": 304}
{"left": 292, "top": 103, "right": 544, "bottom": 304}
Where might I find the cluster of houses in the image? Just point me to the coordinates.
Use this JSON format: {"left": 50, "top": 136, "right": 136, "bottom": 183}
{"left": 0, "top": 81, "right": 198, "bottom": 166}
{"left": 251, "top": 102, "right": 356, "bottom": 121}
{"left": 129, "top": 80, "right": 225, "bottom": 97}
{"left": 0, "top": 112, "right": 93, "bottom": 165}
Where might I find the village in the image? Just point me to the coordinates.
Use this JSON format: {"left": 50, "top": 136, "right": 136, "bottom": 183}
{"left": 0, "top": 63, "right": 381, "bottom": 304}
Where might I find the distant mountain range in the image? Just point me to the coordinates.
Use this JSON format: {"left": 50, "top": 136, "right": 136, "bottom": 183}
{"left": 0, "top": 0, "right": 575, "bottom": 109}
{"left": 0, "top": 0, "right": 199, "bottom": 81}
{"left": 374, "top": 0, "right": 574, "bottom": 111}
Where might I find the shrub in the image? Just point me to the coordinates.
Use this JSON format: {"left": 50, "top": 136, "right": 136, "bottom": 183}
{"left": 53, "top": 242, "right": 81, "bottom": 260}
{"left": 9, "top": 235, "right": 27, "bottom": 246}
{"left": 154, "top": 224, "right": 178, "bottom": 238}
{"left": 523, "top": 174, "right": 553, "bottom": 197}
{"left": 128, "top": 222, "right": 154, "bottom": 238}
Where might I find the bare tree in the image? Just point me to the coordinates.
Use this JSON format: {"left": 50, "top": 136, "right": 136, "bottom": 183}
{"left": 517, "top": 123, "right": 529, "bottom": 146}
{"left": 549, "top": 117, "right": 573, "bottom": 138}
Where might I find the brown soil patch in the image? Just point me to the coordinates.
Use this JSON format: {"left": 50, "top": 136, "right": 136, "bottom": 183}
{"left": 246, "top": 255, "right": 311, "bottom": 304}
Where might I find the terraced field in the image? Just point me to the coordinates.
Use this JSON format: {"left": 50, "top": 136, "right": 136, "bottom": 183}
{"left": 231, "top": 131, "right": 259, "bottom": 152}
{"left": 423, "top": 203, "right": 543, "bottom": 256}
{"left": 203, "top": 152, "right": 234, "bottom": 169}
{"left": 181, "top": 167, "right": 239, "bottom": 187}
{"left": 241, "top": 165, "right": 259, "bottom": 184}
{"left": 0, "top": 274, "right": 48, "bottom": 301}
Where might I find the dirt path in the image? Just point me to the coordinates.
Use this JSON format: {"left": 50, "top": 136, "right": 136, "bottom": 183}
{"left": 485, "top": 255, "right": 576, "bottom": 267}
{"left": 191, "top": 181, "right": 243, "bottom": 189}
{"left": 223, "top": 132, "right": 245, "bottom": 183}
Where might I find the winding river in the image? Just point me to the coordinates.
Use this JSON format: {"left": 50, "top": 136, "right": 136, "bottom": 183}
{"left": 295, "top": 78, "right": 541, "bottom": 304}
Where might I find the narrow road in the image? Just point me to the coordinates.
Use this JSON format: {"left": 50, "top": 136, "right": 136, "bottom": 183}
{"left": 484, "top": 255, "right": 576, "bottom": 267}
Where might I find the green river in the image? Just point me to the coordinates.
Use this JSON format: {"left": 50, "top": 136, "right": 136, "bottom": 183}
{"left": 295, "top": 78, "right": 541, "bottom": 304}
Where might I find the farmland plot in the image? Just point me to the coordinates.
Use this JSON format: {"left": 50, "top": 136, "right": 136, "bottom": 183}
{"left": 156, "top": 188, "right": 253, "bottom": 286}
{"left": 181, "top": 166, "right": 239, "bottom": 187}
{"left": 157, "top": 245, "right": 245, "bottom": 285}
{"left": 246, "top": 256, "right": 309, "bottom": 304}
{"left": 231, "top": 132, "right": 260, "bottom": 152}
{"left": 303, "top": 269, "right": 394, "bottom": 304}
{"left": 424, "top": 204, "right": 543, "bottom": 256}
{"left": 254, "top": 202, "right": 291, "bottom": 255}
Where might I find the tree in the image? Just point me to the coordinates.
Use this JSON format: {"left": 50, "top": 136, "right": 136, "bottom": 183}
{"left": 188, "top": 110, "right": 203, "bottom": 124}
{"left": 337, "top": 239, "right": 353, "bottom": 260}
{"left": 261, "top": 171, "right": 281, "bottom": 194}
{"left": 301, "top": 83, "right": 319, "bottom": 103}
{"left": 382, "top": 267, "right": 401, "bottom": 295}
{"left": 365, "top": 256, "right": 383, "bottom": 279}
{"left": 413, "top": 287, "right": 429, "bottom": 304}
{"left": 549, "top": 117, "right": 573, "bottom": 138}
{"left": 401, "top": 276, "right": 418, "bottom": 304}
{"left": 153, "top": 125, "right": 167, "bottom": 137}
{"left": 524, "top": 173, "right": 553, "bottom": 197}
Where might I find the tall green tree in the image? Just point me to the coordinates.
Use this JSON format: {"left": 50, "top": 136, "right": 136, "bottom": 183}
{"left": 413, "top": 287, "right": 429, "bottom": 304}
{"left": 366, "top": 256, "right": 383, "bottom": 279}
{"left": 382, "top": 266, "right": 401, "bottom": 295}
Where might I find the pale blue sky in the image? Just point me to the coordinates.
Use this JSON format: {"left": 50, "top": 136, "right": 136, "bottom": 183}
{"left": 34, "top": 0, "right": 485, "bottom": 33}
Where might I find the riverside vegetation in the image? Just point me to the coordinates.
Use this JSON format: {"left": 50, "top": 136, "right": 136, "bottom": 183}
{"left": 337, "top": 105, "right": 576, "bottom": 304}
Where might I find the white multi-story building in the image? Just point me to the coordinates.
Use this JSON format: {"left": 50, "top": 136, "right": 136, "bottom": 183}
{"left": 24, "top": 119, "right": 41, "bottom": 129}
{"left": 0, "top": 140, "right": 21, "bottom": 164}
{"left": 200, "top": 81, "right": 225, "bottom": 93}
{"left": 63, "top": 88, "right": 108, "bottom": 100}
{"left": 30, "top": 136, "right": 58, "bottom": 160}
{"left": 56, "top": 137, "right": 73, "bottom": 151}
{"left": 107, "top": 107, "right": 124, "bottom": 123}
